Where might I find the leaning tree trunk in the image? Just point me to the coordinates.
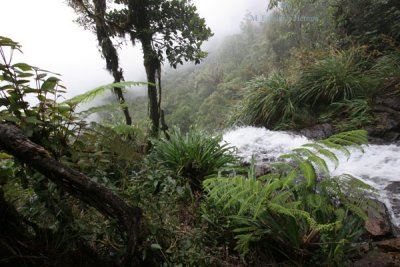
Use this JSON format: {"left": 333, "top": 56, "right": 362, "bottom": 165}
{"left": 94, "top": 0, "right": 132, "bottom": 126}
{"left": 0, "top": 123, "right": 141, "bottom": 266}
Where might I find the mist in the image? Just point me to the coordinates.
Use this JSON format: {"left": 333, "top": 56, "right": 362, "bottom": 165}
{"left": 0, "top": 0, "right": 268, "bottom": 100}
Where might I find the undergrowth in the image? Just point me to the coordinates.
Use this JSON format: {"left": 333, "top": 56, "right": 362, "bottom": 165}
{"left": 203, "top": 130, "right": 374, "bottom": 266}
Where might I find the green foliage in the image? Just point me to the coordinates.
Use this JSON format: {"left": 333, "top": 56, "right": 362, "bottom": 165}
{"left": 124, "top": 160, "right": 239, "bottom": 267}
{"left": 69, "top": 0, "right": 214, "bottom": 67}
{"left": 2, "top": 0, "right": 399, "bottom": 264}
{"left": 203, "top": 130, "right": 372, "bottom": 265}
{"left": 65, "top": 81, "right": 148, "bottom": 105}
{"left": 151, "top": 127, "right": 239, "bottom": 190}
{"left": 71, "top": 122, "right": 148, "bottom": 188}
{"left": 372, "top": 50, "right": 400, "bottom": 79}
{"left": 320, "top": 98, "right": 375, "bottom": 131}
{"left": 298, "top": 48, "right": 376, "bottom": 106}
{"left": 231, "top": 73, "right": 298, "bottom": 129}
{"left": 0, "top": 36, "right": 80, "bottom": 156}
{"left": 0, "top": 37, "right": 140, "bottom": 266}
{"left": 117, "top": 0, "right": 400, "bottom": 136}
{"left": 333, "top": 0, "right": 400, "bottom": 49}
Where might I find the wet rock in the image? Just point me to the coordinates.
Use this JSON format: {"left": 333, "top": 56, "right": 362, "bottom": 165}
{"left": 367, "top": 111, "right": 400, "bottom": 141}
{"left": 365, "top": 199, "right": 393, "bottom": 238}
{"left": 255, "top": 164, "right": 271, "bottom": 177}
{"left": 354, "top": 238, "right": 400, "bottom": 267}
{"left": 375, "top": 79, "right": 400, "bottom": 111}
{"left": 255, "top": 157, "right": 280, "bottom": 177}
{"left": 376, "top": 238, "right": 400, "bottom": 252}
{"left": 354, "top": 250, "right": 400, "bottom": 267}
{"left": 385, "top": 182, "right": 400, "bottom": 195}
{"left": 383, "top": 182, "right": 400, "bottom": 235}
{"left": 298, "top": 123, "right": 333, "bottom": 140}
{"left": 368, "top": 81, "right": 400, "bottom": 142}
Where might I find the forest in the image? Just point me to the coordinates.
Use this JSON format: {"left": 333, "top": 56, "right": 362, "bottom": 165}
{"left": 1, "top": 0, "right": 400, "bottom": 266}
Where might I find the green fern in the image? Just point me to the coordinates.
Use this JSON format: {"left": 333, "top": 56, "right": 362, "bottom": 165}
{"left": 76, "top": 103, "right": 129, "bottom": 119}
{"left": 203, "top": 130, "right": 373, "bottom": 264}
{"left": 64, "top": 81, "right": 148, "bottom": 105}
{"left": 280, "top": 130, "right": 368, "bottom": 185}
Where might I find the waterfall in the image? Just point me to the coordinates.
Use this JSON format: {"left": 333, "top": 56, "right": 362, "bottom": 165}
{"left": 222, "top": 126, "right": 400, "bottom": 226}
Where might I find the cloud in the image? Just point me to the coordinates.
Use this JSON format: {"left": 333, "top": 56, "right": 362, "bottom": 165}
{"left": 194, "top": 0, "right": 267, "bottom": 36}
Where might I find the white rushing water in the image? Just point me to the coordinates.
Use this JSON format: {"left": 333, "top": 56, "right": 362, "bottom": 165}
{"left": 222, "top": 126, "right": 400, "bottom": 226}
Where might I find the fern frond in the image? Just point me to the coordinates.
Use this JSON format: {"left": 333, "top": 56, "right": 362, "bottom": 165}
{"left": 270, "top": 162, "right": 294, "bottom": 172}
{"left": 280, "top": 153, "right": 303, "bottom": 163}
{"left": 76, "top": 103, "right": 128, "bottom": 118}
{"left": 324, "top": 130, "right": 368, "bottom": 153}
{"left": 317, "top": 139, "right": 351, "bottom": 159}
{"left": 307, "top": 155, "right": 330, "bottom": 176}
{"left": 315, "top": 148, "right": 339, "bottom": 169}
{"left": 204, "top": 129, "right": 371, "bottom": 262}
{"left": 299, "top": 161, "right": 316, "bottom": 188}
{"left": 258, "top": 173, "right": 281, "bottom": 182}
{"left": 281, "top": 170, "right": 298, "bottom": 188}
{"left": 65, "top": 81, "right": 148, "bottom": 104}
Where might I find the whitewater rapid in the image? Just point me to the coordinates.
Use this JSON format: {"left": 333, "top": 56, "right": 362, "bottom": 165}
{"left": 222, "top": 126, "right": 400, "bottom": 226}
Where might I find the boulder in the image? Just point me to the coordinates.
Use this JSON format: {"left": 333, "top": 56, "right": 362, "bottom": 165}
{"left": 376, "top": 238, "right": 400, "bottom": 252}
{"left": 365, "top": 199, "right": 393, "bottom": 238}
{"left": 366, "top": 111, "right": 400, "bottom": 142}
{"left": 385, "top": 182, "right": 400, "bottom": 195}
{"left": 298, "top": 123, "right": 333, "bottom": 140}
{"left": 353, "top": 238, "right": 400, "bottom": 267}
{"left": 374, "top": 77, "right": 400, "bottom": 112}
{"left": 354, "top": 250, "right": 400, "bottom": 267}
{"left": 368, "top": 79, "right": 400, "bottom": 142}
{"left": 255, "top": 164, "right": 271, "bottom": 177}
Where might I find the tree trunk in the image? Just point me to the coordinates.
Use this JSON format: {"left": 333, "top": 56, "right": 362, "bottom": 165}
{"left": 94, "top": 0, "right": 132, "bottom": 126}
{"left": 0, "top": 123, "right": 141, "bottom": 266}
{"left": 142, "top": 40, "right": 160, "bottom": 136}
{"left": 127, "top": 0, "right": 161, "bottom": 136}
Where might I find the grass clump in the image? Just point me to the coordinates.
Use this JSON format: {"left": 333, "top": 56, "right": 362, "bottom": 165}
{"left": 298, "top": 48, "right": 376, "bottom": 106}
{"left": 319, "top": 98, "right": 375, "bottom": 131}
{"left": 231, "top": 72, "right": 299, "bottom": 129}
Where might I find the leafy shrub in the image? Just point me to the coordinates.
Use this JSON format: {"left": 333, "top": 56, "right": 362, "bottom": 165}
{"left": 203, "top": 130, "right": 373, "bottom": 266}
{"left": 231, "top": 72, "right": 298, "bottom": 129}
{"left": 333, "top": 0, "right": 400, "bottom": 49}
{"left": 0, "top": 36, "right": 79, "bottom": 156}
{"left": 71, "top": 122, "right": 147, "bottom": 188}
{"left": 151, "top": 127, "right": 239, "bottom": 191}
{"left": 0, "top": 36, "right": 126, "bottom": 266}
{"left": 298, "top": 48, "right": 376, "bottom": 106}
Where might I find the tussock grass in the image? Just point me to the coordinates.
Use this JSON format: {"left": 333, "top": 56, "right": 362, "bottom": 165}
{"left": 231, "top": 72, "right": 298, "bottom": 129}
{"left": 298, "top": 48, "right": 376, "bottom": 106}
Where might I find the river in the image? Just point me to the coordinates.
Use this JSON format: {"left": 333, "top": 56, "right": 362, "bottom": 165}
{"left": 223, "top": 126, "right": 400, "bottom": 227}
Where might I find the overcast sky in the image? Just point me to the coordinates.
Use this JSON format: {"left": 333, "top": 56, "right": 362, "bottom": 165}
{"left": 0, "top": 0, "right": 267, "bottom": 99}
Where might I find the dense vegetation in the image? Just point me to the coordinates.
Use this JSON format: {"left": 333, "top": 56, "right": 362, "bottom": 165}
{"left": 110, "top": 0, "right": 400, "bottom": 135}
{"left": 0, "top": 0, "right": 399, "bottom": 266}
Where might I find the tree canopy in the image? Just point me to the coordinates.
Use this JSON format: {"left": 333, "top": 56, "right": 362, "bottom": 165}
{"left": 68, "top": 0, "right": 213, "bottom": 135}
